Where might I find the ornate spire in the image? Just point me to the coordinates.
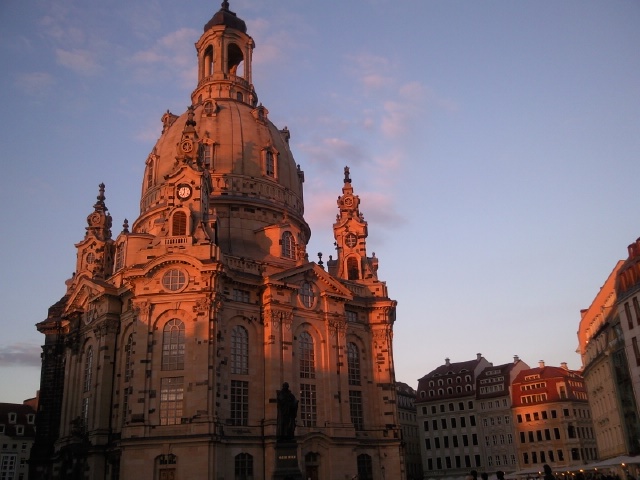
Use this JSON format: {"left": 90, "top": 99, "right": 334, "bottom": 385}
{"left": 85, "top": 183, "right": 112, "bottom": 241}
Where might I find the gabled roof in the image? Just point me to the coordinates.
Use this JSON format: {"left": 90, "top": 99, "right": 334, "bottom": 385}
{"left": 266, "top": 262, "right": 353, "bottom": 300}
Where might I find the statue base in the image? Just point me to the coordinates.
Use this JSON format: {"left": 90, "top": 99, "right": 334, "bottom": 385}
{"left": 272, "top": 441, "right": 303, "bottom": 480}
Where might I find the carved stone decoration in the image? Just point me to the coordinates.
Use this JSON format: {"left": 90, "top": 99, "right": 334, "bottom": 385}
{"left": 133, "top": 301, "right": 151, "bottom": 321}
{"left": 193, "top": 296, "right": 210, "bottom": 315}
{"left": 329, "top": 317, "right": 347, "bottom": 339}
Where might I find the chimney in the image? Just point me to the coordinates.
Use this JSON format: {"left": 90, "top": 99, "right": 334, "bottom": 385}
{"left": 445, "top": 358, "right": 450, "bottom": 366}
{"left": 538, "top": 360, "right": 545, "bottom": 368}
{"left": 513, "top": 355, "right": 520, "bottom": 363}
{"left": 477, "top": 353, "right": 482, "bottom": 360}
{"left": 561, "top": 362, "right": 568, "bottom": 370}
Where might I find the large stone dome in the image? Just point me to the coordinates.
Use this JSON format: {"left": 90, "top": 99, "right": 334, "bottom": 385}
{"left": 133, "top": 2, "right": 309, "bottom": 262}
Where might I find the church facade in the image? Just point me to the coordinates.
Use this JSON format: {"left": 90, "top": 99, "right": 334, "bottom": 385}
{"left": 30, "top": 3, "right": 402, "bottom": 479}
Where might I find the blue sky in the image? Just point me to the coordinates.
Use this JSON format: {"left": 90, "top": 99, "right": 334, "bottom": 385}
{"left": 0, "top": 0, "right": 639, "bottom": 404}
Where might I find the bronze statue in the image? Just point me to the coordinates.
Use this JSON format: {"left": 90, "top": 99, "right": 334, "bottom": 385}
{"left": 276, "top": 382, "right": 298, "bottom": 441}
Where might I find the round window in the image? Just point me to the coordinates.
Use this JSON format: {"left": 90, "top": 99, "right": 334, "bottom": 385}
{"left": 86, "top": 252, "right": 95, "bottom": 264}
{"left": 162, "top": 269, "right": 187, "bottom": 291}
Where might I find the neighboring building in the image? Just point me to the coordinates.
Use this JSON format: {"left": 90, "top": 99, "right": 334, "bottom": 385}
{"left": 476, "top": 356, "right": 529, "bottom": 474}
{"left": 0, "top": 403, "right": 37, "bottom": 480}
{"left": 416, "top": 354, "right": 492, "bottom": 479}
{"left": 578, "top": 261, "right": 640, "bottom": 459}
{"left": 30, "top": 3, "right": 402, "bottom": 480}
{"left": 511, "top": 362, "right": 597, "bottom": 472}
{"left": 397, "top": 382, "right": 422, "bottom": 480}
{"left": 616, "top": 237, "right": 640, "bottom": 430}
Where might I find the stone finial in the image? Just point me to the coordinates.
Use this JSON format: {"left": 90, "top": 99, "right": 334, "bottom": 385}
{"left": 344, "top": 166, "right": 351, "bottom": 183}
{"left": 122, "top": 219, "right": 130, "bottom": 234}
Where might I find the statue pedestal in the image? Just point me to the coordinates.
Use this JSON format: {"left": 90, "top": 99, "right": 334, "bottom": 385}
{"left": 272, "top": 441, "right": 303, "bottom": 480}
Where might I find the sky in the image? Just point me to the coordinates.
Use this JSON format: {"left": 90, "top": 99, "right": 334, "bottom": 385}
{"left": 0, "top": 0, "right": 639, "bottom": 404}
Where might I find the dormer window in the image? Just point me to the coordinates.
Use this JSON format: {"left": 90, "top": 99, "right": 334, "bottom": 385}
{"left": 266, "top": 151, "right": 275, "bottom": 177}
{"left": 172, "top": 211, "right": 187, "bottom": 236}
{"left": 8, "top": 413, "right": 16, "bottom": 424}
{"left": 281, "top": 231, "right": 295, "bottom": 259}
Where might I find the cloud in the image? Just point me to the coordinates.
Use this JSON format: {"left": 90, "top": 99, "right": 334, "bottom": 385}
{"left": 0, "top": 343, "right": 41, "bottom": 367}
{"left": 14, "top": 72, "right": 55, "bottom": 94}
{"left": 130, "top": 28, "right": 199, "bottom": 88}
{"left": 55, "top": 48, "right": 101, "bottom": 76}
{"left": 298, "top": 137, "right": 366, "bottom": 168}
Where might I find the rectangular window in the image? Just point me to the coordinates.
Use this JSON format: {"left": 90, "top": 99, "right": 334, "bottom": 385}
{"left": 634, "top": 298, "right": 640, "bottom": 326}
{"left": 349, "top": 390, "right": 364, "bottom": 431}
{"left": 463, "top": 435, "right": 469, "bottom": 446}
{"left": 300, "top": 384, "right": 317, "bottom": 427}
{"left": 0, "top": 454, "right": 17, "bottom": 479}
{"left": 451, "top": 417, "right": 457, "bottom": 428}
{"left": 230, "top": 380, "right": 248, "bottom": 426}
{"left": 626, "top": 302, "right": 634, "bottom": 329}
{"left": 425, "top": 438, "right": 431, "bottom": 450}
{"left": 444, "top": 436, "right": 449, "bottom": 448}
{"left": 465, "top": 455, "right": 471, "bottom": 468}
{"left": 474, "top": 455, "right": 481, "bottom": 467}
{"left": 441, "top": 418, "right": 447, "bottom": 429}
{"left": 542, "top": 411, "right": 548, "bottom": 420}
{"left": 453, "top": 436, "right": 459, "bottom": 447}
{"left": 472, "top": 434, "right": 478, "bottom": 446}
{"left": 435, "top": 437, "right": 441, "bottom": 449}
{"left": 633, "top": 337, "right": 640, "bottom": 366}
{"left": 160, "top": 377, "right": 184, "bottom": 426}
{"left": 232, "top": 289, "right": 250, "bottom": 303}
{"left": 554, "top": 428, "right": 560, "bottom": 439}
{"left": 460, "top": 417, "right": 466, "bottom": 428}
{"left": 424, "top": 420, "right": 429, "bottom": 431}
{"left": 520, "top": 432, "right": 526, "bottom": 443}
{"left": 346, "top": 310, "right": 358, "bottom": 323}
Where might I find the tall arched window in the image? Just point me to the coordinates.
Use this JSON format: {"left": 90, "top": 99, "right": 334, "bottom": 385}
{"left": 357, "top": 454, "right": 373, "bottom": 480}
{"left": 347, "top": 343, "right": 361, "bottom": 386}
{"left": 299, "top": 331, "right": 317, "bottom": 427}
{"left": 299, "top": 332, "right": 315, "bottom": 379}
{"left": 162, "top": 319, "right": 185, "bottom": 370}
{"left": 281, "top": 231, "right": 295, "bottom": 258}
{"left": 347, "top": 257, "right": 359, "bottom": 280}
{"left": 235, "top": 453, "right": 253, "bottom": 480}
{"left": 84, "top": 346, "right": 93, "bottom": 392}
{"left": 172, "top": 211, "right": 187, "bottom": 236}
{"left": 231, "top": 325, "right": 248, "bottom": 375}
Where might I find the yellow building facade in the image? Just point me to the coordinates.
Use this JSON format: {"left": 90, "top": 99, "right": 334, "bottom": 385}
{"left": 31, "top": 3, "right": 401, "bottom": 479}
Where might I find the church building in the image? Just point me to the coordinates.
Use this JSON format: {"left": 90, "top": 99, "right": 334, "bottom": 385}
{"left": 30, "top": 2, "right": 402, "bottom": 479}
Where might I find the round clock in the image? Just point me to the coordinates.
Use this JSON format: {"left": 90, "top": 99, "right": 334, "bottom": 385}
{"left": 345, "top": 233, "right": 357, "bottom": 248}
{"left": 177, "top": 185, "right": 192, "bottom": 200}
{"left": 343, "top": 197, "right": 354, "bottom": 207}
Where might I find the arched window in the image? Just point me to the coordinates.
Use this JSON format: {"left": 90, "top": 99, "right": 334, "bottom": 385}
{"left": 235, "top": 453, "right": 253, "bottom": 480}
{"left": 281, "top": 231, "right": 294, "bottom": 258}
{"left": 231, "top": 325, "right": 248, "bottom": 375}
{"left": 357, "top": 454, "right": 373, "bottom": 480}
{"left": 227, "top": 43, "right": 244, "bottom": 76}
{"left": 347, "top": 257, "right": 359, "bottom": 280}
{"left": 172, "top": 211, "right": 187, "bottom": 236}
{"left": 347, "top": 343, "right": 361, "bottom": 386}
{"left": 84, "top": 346, "right": 93, "bottom": 392}
{"left": 162, "top": 319, "right": 185, "bottom": 370}
{"left": 299, "top": 332, "right": 315, "bottom": 379}
{"left": 204, "top": 45, "right": 214, "bottom": 77}
{"left": 447, "top": 387, "right": 453, "bottom": 394}
{"left": 124, "top": 334, "right": 133, "bottom": 382}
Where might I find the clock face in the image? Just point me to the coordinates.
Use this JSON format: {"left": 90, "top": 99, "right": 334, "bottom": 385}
{"left": 177, "top": 185, "right": 192, "bottom": 199}
{"left": 181, "top": 140, "right": 193, "bottom": 153}
{"left": 343, "top": 197, "right": 354, "bottom": 207}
